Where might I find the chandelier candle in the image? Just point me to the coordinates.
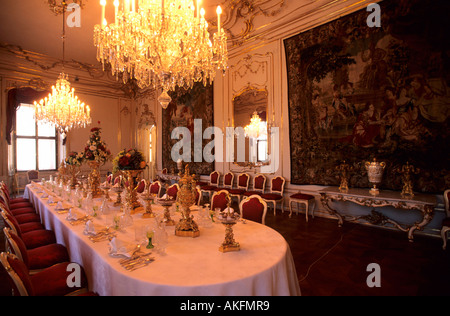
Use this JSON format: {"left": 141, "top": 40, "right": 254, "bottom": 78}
{"left": 94, "top": 0, "right": 228, "bottom": 109}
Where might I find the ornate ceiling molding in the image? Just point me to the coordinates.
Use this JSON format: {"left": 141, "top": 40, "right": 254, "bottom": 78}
{"left": 219, "top": 0, "right": 286, "bottom": 47}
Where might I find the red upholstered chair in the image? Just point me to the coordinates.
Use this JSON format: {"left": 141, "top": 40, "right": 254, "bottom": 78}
{"left": 243, "top": 174, "right": 266, "bottom": 197}
{"left": 0, "top": 252, "right": 95, "bottom": 296}
{"left": 441, "top": 189, "right": 450, "bottom": 250}
{"left": 135, "top": 179, "right": 146, "bottom": 194}
{"left": 26, "top": 170, "right": 39, "bottom": 184}
{"left": 289, "top": 192, "right": 316, "bottom": 222}
{"left": 106, "top": 174, "right": 113, "bottom": 184}
{"left": 1, "top": 211, "right": 56, "bottom": 250}
{"left": 149, "top": 181, "right": 162, "bottom": 198}
{"left": 113, "top": 176, "right": 122, "bottom": 186}
{"left": 195, "top": 178, "right": 208, "bottom": 188}
{"left": 0, "top": 191, "right": 34, "bottom": 211}
{"left": 166, "top": 183, "right": 180, "bottom": 200}
{"left": 4, "top": 228, "right": 70, "bottom": 273}
{"left": 1, "top": 181, "right": 30, "bottom": 205}
{"left": 229, "top": 173, "right": 250, "bottom": 203}
{"left": 1, "top": 211, "right": 44, "bottom": 235}
{"left": 211, "top": 190, "right": 231, "bottom": 212}
{"left": 200, "top": 171, "right": 221, "bottom": 202}
{"left": 0, "top": 183, "right": 30, "bottom": 206}
{"left": 239, "top": 195, "right": 268, "bottom": 225}
{"left": 0, "top": 198, "right": 35, "bottom": 217}
{"left": 261, "top": 176, "right": 286, "bottom": 215}
{"left": 162, "top": 168, "right": 168, "bottom": 175}
{"left": 0, "top": 202, "right": 40, "bottom": 224}
{"left": 221, "top": 172, "right": 235, "bottom": 191}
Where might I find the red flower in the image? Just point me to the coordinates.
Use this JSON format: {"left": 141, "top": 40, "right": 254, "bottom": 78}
{"left": 119, "top": 156, "right": 130, "bottom": 167}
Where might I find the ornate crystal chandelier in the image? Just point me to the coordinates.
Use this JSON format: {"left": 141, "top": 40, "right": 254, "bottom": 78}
{"left": 244, "top": 112, "right": 267, "bottom": 139}
{"left": 94, "top": 0, "right": 228, "bottom": 109}
{"left": 34, "top": 1, "right": 91, "bottom": 137}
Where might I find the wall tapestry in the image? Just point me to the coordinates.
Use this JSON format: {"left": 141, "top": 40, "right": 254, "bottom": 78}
{"left": 162, "top": 82, "right": 214, "bottom": 176}
{"left": 284, "top": 0, "right": 450, "bottom": 193}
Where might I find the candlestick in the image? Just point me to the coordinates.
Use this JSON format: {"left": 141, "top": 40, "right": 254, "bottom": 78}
{"left": 100, "top": 0, "right": 106, "bottom": 27}
{"left": 217, "top": 6, "right": 222, "bottom": 34}
{"left": 114, "top": 0, "right": 119, "bottom": 24}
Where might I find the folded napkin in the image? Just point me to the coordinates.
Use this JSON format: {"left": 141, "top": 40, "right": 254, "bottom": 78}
{"left": 108, "top": 237, "right": 135, "bottom": 258}
{"left": 83, "top": 220, "right": 105, "bottom": 235}
{"left": 56, "top": 201, "right": 70, "bottom": 210}
{"left": 66, "top": 208, "right": 80, "bottom": 221}
{"left": 47, "top": 196, "right": 55, "bottom": 204}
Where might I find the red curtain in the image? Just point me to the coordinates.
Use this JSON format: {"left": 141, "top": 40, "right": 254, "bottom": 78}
{"left": 6, "top": 87, "right": 49, "bottom": 145}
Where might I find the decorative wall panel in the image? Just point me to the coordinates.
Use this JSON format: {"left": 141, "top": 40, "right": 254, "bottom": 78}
{"left": 285, "top": 0, "right": 450, "bottom": 193}
{"left": 162, "top": 83, "right": 214, "bottom": 176}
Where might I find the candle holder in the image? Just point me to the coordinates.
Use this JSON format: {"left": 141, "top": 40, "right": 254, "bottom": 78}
{"left": 112, "top": 186, "right": 124, "bottom": 207}
{"left": 218, "top": 207, "right": 240, "bottom": 253}
{"left": 158, "top": 198, "right": 176, "bottom": 226}
{"left": 142, "top": 193, "right": 156, "bottom": 219}
{"left": 336, "top": 161, "right": 353, "bottom": 193}
{"left": 394, "top": 162, "right": 420, "bottom": 198}
{"left": 101, "top": 184, "right": 112, "bottom": 202}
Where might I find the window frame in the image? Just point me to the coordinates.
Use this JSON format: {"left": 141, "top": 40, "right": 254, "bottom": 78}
{"left": 14, "top": 103, "right": 59, "bottom": 172}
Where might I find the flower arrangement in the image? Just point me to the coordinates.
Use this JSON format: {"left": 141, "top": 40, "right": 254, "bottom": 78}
{"left": 113, "top": 149, "right": 147, "bottom": 174}
{"left": 65, "top": 152, "right": 84, "bottom": 167}
{"left": 83, "top": 127, "right": 112, "bottom": 164}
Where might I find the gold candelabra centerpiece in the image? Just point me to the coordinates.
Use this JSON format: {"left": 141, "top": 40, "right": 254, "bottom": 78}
{"left": 175, "top": 165, "right": 200, "bottom": 238}
{"left": 218, "top": 194, "right": 240, "bottom": 253}
{"left": 336, "top": 161, "right": 353, "bottom": 193}
{"left": 121, "top": 170, "right": 143, "bottom": 212}
{"left": 94, "top": 0, "right": 228, "bottom": 109}
{"left": 57, "top": 162, "right": 69, "bottom": 185}
{"left": 394, "top": 162, "right": 420, "bottom": 198}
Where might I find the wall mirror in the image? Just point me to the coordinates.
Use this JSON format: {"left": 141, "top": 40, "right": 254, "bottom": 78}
{"left": 232, "top": 87, "right": 269, "bottom": 167}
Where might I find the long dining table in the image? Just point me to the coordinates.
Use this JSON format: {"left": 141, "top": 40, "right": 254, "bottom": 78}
{"left": 24, "top": 182, "right": 301, "bottom": 296}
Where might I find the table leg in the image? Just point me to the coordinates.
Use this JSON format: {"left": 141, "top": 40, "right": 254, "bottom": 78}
{"left": 320, "top": 194, "right": 344, "bottom": 227}
{"left": 407, "top": 205, "right": 434, "bottom": 242}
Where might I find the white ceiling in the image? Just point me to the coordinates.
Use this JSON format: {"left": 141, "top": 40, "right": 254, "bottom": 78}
{"left": 0, "top": 0, "right": 222, "bottom": 67}
{"left": 0, "top": 0, "right": 104, "bottom": 65}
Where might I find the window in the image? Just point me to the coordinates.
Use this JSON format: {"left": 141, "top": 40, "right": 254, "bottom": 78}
{"left": 15, "top": 104, "right": 57, "bottom": 171}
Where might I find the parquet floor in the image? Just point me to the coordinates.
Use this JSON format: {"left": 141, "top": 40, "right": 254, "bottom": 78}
{"left": 265, "top": 210, "right": 450, "bottom": 296}
{"left": 2, "top": 208, "right": 450, "bottom": 296}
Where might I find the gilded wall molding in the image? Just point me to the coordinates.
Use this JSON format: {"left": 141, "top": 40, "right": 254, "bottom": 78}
{"left": 218, "top": 0, "right": 286, "bottom": 47}
{"left": 0, "top": 42, "right": 155, "bottom": 100}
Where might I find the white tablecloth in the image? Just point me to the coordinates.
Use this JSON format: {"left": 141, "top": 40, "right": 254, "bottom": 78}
{"left": 24, "top": 184, "right": 301, "bottom": 296}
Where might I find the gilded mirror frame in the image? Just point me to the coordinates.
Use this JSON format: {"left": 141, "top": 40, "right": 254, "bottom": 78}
{"left": 230, "top": 85, "right": 271, "bottom": 169}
